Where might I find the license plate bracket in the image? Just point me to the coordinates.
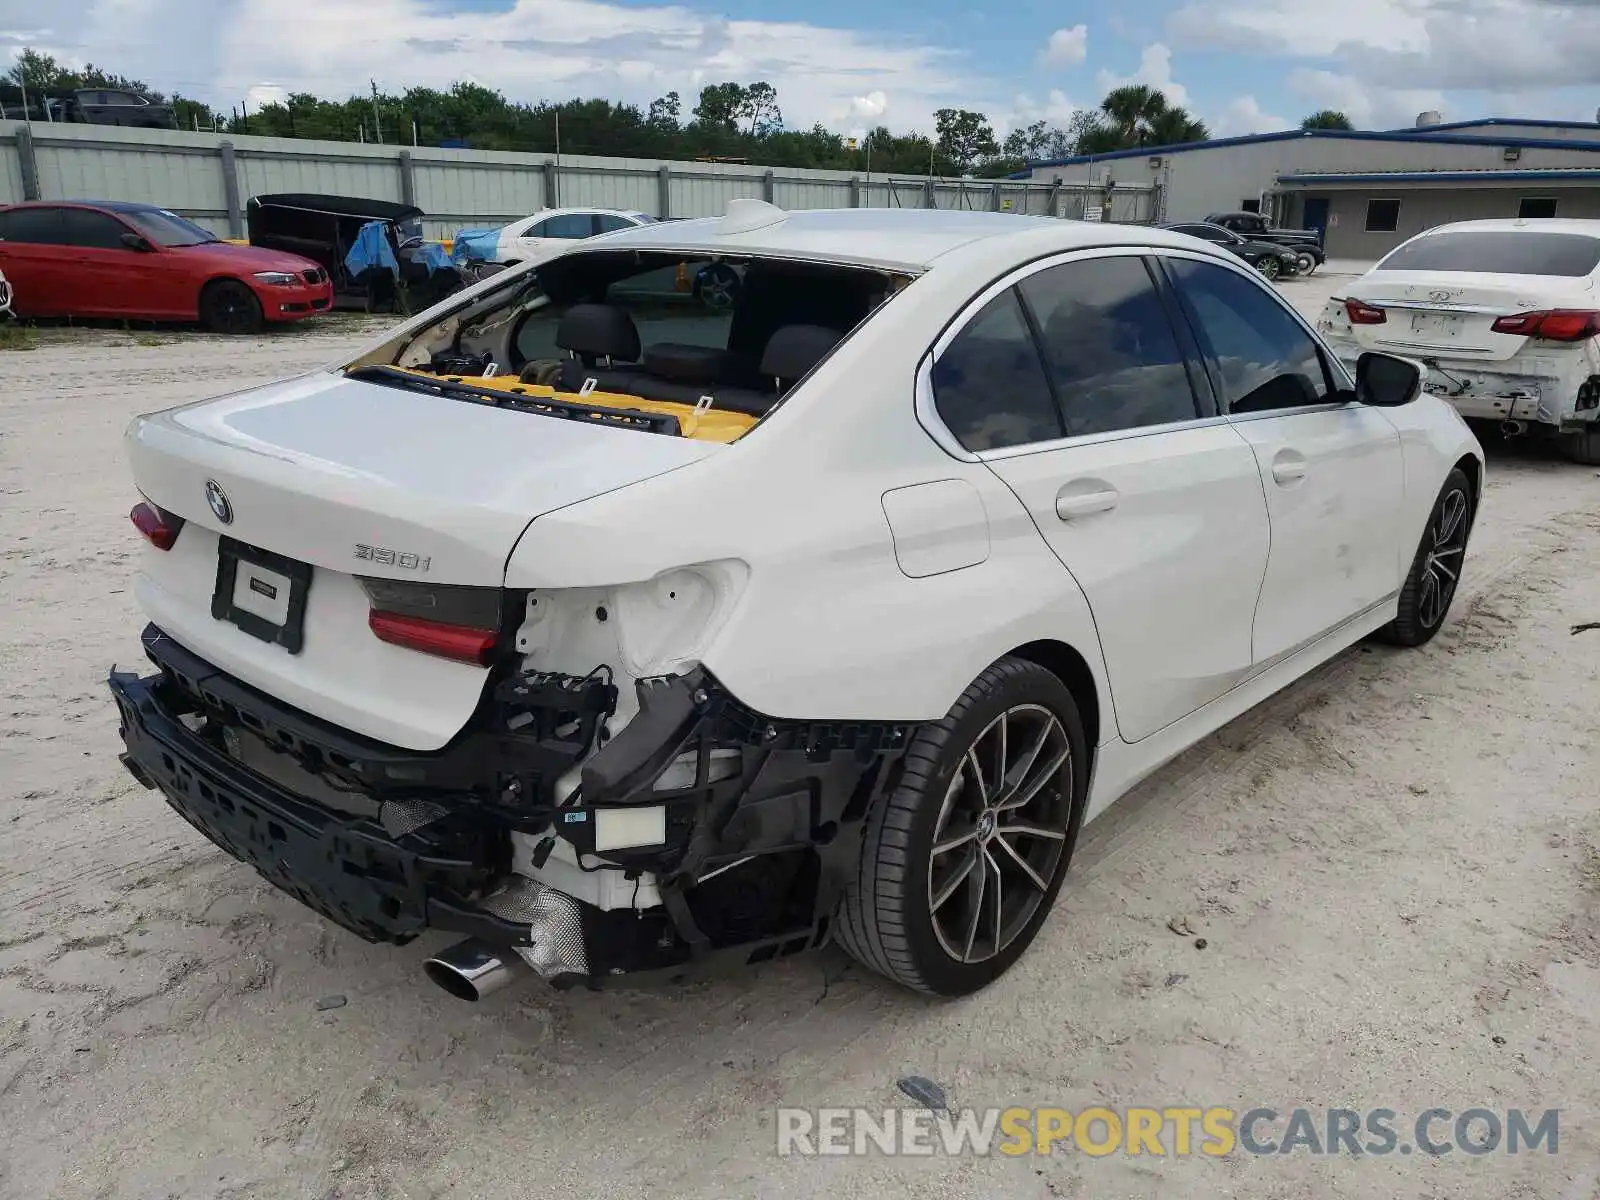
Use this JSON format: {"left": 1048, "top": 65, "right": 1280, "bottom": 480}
{"left": 212, "top": 537, "right": 313, "bottom": 654}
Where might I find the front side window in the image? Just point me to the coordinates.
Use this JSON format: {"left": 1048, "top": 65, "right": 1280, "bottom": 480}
{"left": 60, "top": 209, "right": 132, "bottom": 250}
{"left": 1165, "top": 257, "right": 1334, "bottom": 415}
{"left": 932, "top": 289, "right": 1063, "bottom": 452}
{"left": 1366, "top": 199, "right": 1401, "bottom": 233}
{"left": 1020, "top": 256, "right": 1200, "bottom": 436}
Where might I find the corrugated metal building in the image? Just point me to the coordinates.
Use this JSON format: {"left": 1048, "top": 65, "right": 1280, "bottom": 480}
{"left": 1015, "top": 117, "right": 1600, "bottom": 259}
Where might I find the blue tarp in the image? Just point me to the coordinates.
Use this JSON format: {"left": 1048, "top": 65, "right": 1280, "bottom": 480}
{"left": 344, "top": 220, "right": 400, "bottom": 279}
{"left": 413, "top": 241, "right": 454, "bottom": 274}
{"left": 451, "top": 226, "right": 504, "bottom": 264}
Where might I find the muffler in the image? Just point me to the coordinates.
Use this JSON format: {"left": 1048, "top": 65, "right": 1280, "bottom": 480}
{"left": 423, "top": 938, "right": 529, "bottom": 1002}
{"left": 1500, "top": 419, "right": 1526, "bottom": 436}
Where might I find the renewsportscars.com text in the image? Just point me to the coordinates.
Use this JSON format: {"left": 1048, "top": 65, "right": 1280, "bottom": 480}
{"left": 775, "top": 1106, "right": 1560, "bottom": 1158}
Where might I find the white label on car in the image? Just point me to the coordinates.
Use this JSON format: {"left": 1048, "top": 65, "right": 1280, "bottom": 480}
{"left": 232, "top": 563, "right": 292, "bottom": 627}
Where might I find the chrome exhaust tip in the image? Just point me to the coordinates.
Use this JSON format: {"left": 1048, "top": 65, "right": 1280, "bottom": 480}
{"left": 1500, "top": 419, "right": 1526, "bottom": 437}
{"left": 423, "top": 938, "right": 528, "bottom": 1002}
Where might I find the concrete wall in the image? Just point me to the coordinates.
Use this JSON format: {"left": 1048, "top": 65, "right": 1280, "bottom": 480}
{"left": 1032, "top": 132, "right": 1600, "bottom": 228}
{"left": 0, "top": 120, "right": 1109, "bottom": 239}
{"left": 1291, "top": 185, "right": 1600, "bottom": 259}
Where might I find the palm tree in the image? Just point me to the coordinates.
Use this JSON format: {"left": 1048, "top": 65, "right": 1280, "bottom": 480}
{"left": 1143, "top": 107, "right": 1210, "bottom": 146}
{"left": 1099, "top": 85, "right": 1168, "bottom": 146}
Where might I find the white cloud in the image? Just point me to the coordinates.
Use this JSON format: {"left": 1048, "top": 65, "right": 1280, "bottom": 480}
{"left": 1094, "top": 43, "right": 1189, "bottom": 109}
{"left": 0, "top": 0, "right": 997, "bottom": 134}
{"left": 1041, "top": 25, "right": 1088, "bottom": 68}
{"left": 1013, "top": 88, "right": 1078, "bottom": 126}
{"left": 1286, "top": 68, "right": 1445, "bottom": 131}
{"left": 1212, "top": 94, "right": 1289, "bottom": 136}
{"left": 849, "top": 90, "right": 888, "bottom": 122}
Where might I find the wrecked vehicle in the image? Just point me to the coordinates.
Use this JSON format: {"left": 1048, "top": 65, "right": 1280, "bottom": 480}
{"left": 109, "top": 202, "right": 1484, "bottom": 1000}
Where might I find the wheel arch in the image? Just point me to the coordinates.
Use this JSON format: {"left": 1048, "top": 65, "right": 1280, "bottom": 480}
{"left": 1453, "top": 452, "right": 1483, "bottom": 521}
{"left": 1006, "top": 639, "right": 1101, "bottom": 751}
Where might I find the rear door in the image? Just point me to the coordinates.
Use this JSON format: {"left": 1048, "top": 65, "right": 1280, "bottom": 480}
{"left": 0, "top": 206, "right": 69, "bottom": 314}
{"left": 934, "top": 249, "right": 1273, "bottom": 743}
{"left": 1161, "top": 253, "right": 1406, "bottom": 663}
{"left": 516, "top": 213, "right": 595, "bottom": 257}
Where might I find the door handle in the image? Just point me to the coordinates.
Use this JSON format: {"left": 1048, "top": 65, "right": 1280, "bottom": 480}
{"left": 1271, "top": 453, "right": 1308, "bottom": 485}
{"left": 1055, "top": 482, "right": 1120, "bottom": 520}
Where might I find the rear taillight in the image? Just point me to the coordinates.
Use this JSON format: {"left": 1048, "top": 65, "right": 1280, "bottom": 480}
{"left": 1344, "top": 298, "right": 1387, "bottom": 325}
{"left": 368, "top": 611, "right": 498, "bottom": 666}
{"left": 130, "top": 501, "right": 184, "bottom": 550}
{"left": 359, "top": 578, "right": 503, "bottom": 666}
{"left": 1490, "top": 310, "right": 1600, "bottom": 341}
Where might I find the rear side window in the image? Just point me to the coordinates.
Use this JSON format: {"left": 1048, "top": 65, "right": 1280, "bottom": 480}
{"left": 0, "top": 207, "right": 67, "bottom": 245}
{"left": 932, "top": 289, "right": 1063, "bottom": 452}
{"left": 1376, "top": 230, "right": 1600, "bottom": 277}
{"left": 1020, "top": 256, "right": 1200, "bottom": 436}
{"left": 533, "top": 214, "right": 595, "bottom": 239}
{"left": 1166, "top": 258, "right": 1334, "bottom": 414}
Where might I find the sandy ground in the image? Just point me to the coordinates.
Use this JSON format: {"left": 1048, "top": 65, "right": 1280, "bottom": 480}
{"left": 2, "top": 278, "right": 1599, "bottom": 1200}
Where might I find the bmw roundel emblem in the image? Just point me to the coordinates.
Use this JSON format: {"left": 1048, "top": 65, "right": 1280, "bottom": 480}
{"left": 204, "top": 479, "right": 234, "bottom": 525}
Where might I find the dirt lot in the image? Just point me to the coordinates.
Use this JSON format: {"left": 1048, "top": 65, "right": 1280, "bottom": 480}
{"left": 2, "top": 278, "right": 1599, "bottom": 1200}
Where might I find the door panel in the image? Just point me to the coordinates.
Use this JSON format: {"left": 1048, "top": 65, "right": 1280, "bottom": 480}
{"left": 1229, "top": 408, "right": 1404, "bottom": 661}
{"left": 0, "top": 207, "right": 68, "bottom": 313}
{"left": 986, "top": 425, "right": 1271, "bottom": 742}
{"left": 1161, "top": 253, "right": 1407, "bottom": 661}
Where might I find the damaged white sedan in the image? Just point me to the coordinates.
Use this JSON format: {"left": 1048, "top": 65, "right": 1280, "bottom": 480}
{"left": 109, "top": 202, "right": 1483, "bottom": 1000}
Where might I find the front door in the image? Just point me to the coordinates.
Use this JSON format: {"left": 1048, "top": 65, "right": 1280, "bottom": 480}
{"left": 57, "top": 208, "right": 150, "bottom": 317}
{"left": 1161, "top": 254, "right": 1405, "bottom": 663}
{"left": 931, "top": 251, "right": 1273, "bottom": 743}
{"left": 1303, "top": 197, "right": 1331, "bottom": 237}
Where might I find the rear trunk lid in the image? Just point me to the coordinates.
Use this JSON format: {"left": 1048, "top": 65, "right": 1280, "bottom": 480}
{"left": 126, "top": 370, "right": 717, "bottom": 749}
{"left": 1344, "top": 270, "right": 1597, "bottom": 362}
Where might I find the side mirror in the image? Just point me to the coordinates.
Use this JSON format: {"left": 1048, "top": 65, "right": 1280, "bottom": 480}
{"left": 1355, "top": 351, "right": 1423, "bottom": 407}
{"left": 121, "top": 232, "right": 154, "bottom": 252}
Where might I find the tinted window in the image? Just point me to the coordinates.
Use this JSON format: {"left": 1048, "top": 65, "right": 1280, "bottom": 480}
{"left": 0, "top": 207, "right": 66, "bottom": 245}
{"left": 60, "top": 209, "right": 131, "bottom": 250}
{"left": 594, "top": 213, "right": 635, "bottom": 234}
{"left": 535, "top": 214, "right": 595, "bottom": 239}
{"left": 1191, "top": 225, "right": 1232, "bottom": 243}
{"left": 1020, "top": 256, "right": 1199, "bottom": 436}
{"left": 1366, "top": 199, "right": 1401, "bottom": 233}
{"left": 1166, "top": 258, "right": 1333, "bottom": 415}
{"left": 124, "top": 208, "right": 217, "bottom": 247}
{"left": 932, "top": 289, "right": 1062, "bottom": 452}
{"left": 1376, "top": 230, "right": 1600, "bottom": 277}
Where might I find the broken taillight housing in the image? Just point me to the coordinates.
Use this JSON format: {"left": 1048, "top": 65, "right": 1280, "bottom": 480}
{"left": 130, "top": 501, "right": 184, "bottom": 550}
{"left": 1344, "top": 298, "right": 1388, "bottom": 325}
{"left": 1490, "top": 310, "right": 1600, "bottom": 341}
{"left": 359, "top": 578, "right": 503, "bottom": 666}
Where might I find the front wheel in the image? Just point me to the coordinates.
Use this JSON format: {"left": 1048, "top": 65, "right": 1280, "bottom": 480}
{"left": 1378, "top": 467, "right": 1474, "bottom": 647}
{"left": 1257, "top": 256, "right": 1282, "bottom": 281}
{"left": 834, "top": 656, "right": 1088, "bottom": 996}
{"left": 200, "top": 280, "right": 262, "bottom": 335}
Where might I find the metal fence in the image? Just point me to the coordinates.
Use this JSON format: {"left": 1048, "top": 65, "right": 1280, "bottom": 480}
{"left": 1, "top": 120, "right": 1158, "bottom": 238}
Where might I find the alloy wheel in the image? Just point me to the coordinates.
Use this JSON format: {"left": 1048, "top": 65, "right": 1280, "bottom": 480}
{"left": 1258, "top": 257, "right": 1281, "bottom": 281}
{"left": 927, "top": 704, "right": 1073, "bottom": 964}
{"left": 1419, "top": 486, "right": 1469, "bottom": 629}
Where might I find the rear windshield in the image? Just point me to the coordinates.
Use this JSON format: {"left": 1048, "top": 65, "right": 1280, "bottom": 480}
{"left": 1376, "top": 231, "right": 1600, "bottom": 277}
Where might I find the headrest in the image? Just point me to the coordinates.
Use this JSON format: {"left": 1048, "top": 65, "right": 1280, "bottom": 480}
{"left": 760, "top": 324, "right": 842, "bottom": 383}
{"left": 556, "top": 303, "right": 641, "bottom": 363}
{"left": 644, "top": 343, "right": 728, "bottom": 385}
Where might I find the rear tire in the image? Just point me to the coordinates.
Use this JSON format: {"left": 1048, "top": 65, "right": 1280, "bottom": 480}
{"left": 1562, "top": 426, "right": 1600, "bottom": 466}
{"left": 834, "top": 656, "right": 1088, "bottom": 997}
{"left": 1295, "top": 250, "right": 1317, "bottom": 275}
{"left": 200, "top": 280, "right": 263, "bottom": 335}
{"left": 1378, "top": 467, "right": 1473, "bottom": 647}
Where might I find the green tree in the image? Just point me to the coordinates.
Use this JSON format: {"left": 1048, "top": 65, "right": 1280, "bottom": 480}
{"left": 1301, "top": 109, "right": 1354, "bottom": 131}
{"left": 934, "top": 107, "right": 999, "bottom": 173}
{"left": 647, "top": 92, "right": 681, "bottom": 129}
{"left": 1143, "top": 107, "right": 1210, "bottom": 146}
{"left": 1099, "top": 84, "right": 1169, "bottom": 145}
{"left": 692, "top": 82, "right": 746, "bottom": 132}
{"left": 739, "top": 81, "right": 781, "bottom": 136}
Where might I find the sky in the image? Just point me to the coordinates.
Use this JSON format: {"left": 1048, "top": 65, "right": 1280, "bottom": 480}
{"left": 2, "top": 0, "right": 1599, "bottom": 145}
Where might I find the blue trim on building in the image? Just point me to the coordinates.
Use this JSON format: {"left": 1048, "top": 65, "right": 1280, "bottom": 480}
{"left": 1013, "top": 126, "right": 1600, "bottom": 177}
{"left": 1386, "top": 117, "right": 1600, "bottom": 134}
{"left": 1278, "top": 169, "right": 1600, "bottom": 185}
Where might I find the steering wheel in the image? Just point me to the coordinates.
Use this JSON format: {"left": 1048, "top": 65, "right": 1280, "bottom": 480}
{"left": 695, "top": 263, "right": 741, "bottom": 311}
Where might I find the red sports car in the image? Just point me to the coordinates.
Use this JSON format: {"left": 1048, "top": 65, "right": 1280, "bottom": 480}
{"left": 0, "top": 200, "right": 333, "bottom": 333}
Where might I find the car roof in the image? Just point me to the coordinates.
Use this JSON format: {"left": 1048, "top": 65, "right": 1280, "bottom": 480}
{"left": 590, "top": 204, "right": 1209, "bottom": 272}
{"left": 1417, "top": 218, "right": 1600, "bottom": 237}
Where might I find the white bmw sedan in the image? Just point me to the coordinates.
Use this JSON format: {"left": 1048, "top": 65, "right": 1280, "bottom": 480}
{"left": 1316, "top": 217, "right": 1600, "bottom": 464}
{"left": 109, "top": 204, "right": 1483, "bottom": 1000}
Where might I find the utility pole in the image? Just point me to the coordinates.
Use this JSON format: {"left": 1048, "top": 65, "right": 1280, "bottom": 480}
{"left": 370, "top": 80, "right": 383, "bottom": 144}
{"left": 17, "top": 59, "right": 30, "bottom": 127}
{"left": 864, "top": 134, "right": 872, "bottom": 207}
{"left": 554, "top": 109, "right": 561, "bottom": 164}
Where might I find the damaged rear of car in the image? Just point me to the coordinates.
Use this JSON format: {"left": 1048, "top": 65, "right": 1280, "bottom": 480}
{"left": 109, "top": 208, "right": 929, "bottom": 996}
